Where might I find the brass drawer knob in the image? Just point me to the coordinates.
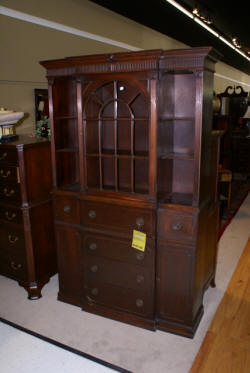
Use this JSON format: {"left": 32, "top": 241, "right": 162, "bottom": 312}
{"left": 136, "top": 298, "right": 144, "bottom": 307}
{"left": 63, "top": 205, "right": 71, "bottom": 213}
{"left": 0, "top": 152, "right": 7, "bottom": 161}
{"left": 5, "top": 211, "right": 17, "bottom": 221}
{"left": 136, "top": 217, "right": 144, "bottom": 228}
{"left": 136, "top": 274, "right": 144, "bottom": 284}
{"left": 8, "top": 234, "right": 19, "bottom": 244}
{"left": 89, "top": 242, "right": 97, "bottom": 251}
{"left": 91, "top": 288, "right": 99, "bottom": 296}
{"left": 135, "top": 252, "right": 144, "bottom": 261}
{"left": 88, "top": 210, "right": 96, "bottom": 219}
{"left": 10, "top": 261, "right": 22, "bottom": 270}
{"left": 172, "top": 221, "right": 183, "bottom": 231}
{"left": 3, "top": 188, "right": 15, "bottom": 197}
{"left": 0, "top": 169, "right": 11, "bottom": 178}
{"left": 90, "top": 265, "right": 98, "bottom": 273}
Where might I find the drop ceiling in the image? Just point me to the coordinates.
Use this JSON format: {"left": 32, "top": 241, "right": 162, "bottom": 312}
{"left": 90, "top": 0, "right": 250, "bottom": 76}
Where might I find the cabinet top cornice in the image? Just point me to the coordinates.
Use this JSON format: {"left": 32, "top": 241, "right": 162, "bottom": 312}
{"left": 40, "top": 47, "right": 221, "bottom": 77}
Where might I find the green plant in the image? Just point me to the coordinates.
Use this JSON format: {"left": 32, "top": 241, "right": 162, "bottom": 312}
{"left": 36, "top": 116, "right": 50, "bottom": 138}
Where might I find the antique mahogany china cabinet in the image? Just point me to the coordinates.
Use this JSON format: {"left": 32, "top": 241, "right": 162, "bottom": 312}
{"left": 0, "top": 136, "right": 57, "bottom": 299}
{"left": 41, "top": 47, "right": 221, "bottom": 337}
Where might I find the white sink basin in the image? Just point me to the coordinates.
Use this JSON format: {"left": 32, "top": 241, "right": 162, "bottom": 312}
{"left": 0, "top": 108, "right": 24, "bottom": 127}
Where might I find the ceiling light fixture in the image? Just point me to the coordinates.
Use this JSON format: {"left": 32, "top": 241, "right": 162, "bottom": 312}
{"left": 165, "top": 0, "right": 250, "bottom": 62}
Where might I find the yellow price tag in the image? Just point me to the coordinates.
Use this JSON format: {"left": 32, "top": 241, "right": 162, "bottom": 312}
{"left": 132, "top": 230, "right": 146, "bottom": 252}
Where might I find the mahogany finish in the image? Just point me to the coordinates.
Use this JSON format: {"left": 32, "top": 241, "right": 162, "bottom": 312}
{"left": 0, "top": 136, "right": 57, "bottom": 299}
{"left": 41, "top": 47, "right": 221, "bottom": 337}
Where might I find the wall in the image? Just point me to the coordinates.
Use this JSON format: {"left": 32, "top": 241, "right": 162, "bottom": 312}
{"left": 0, "top": 0, "right": 249, "bottom": 134}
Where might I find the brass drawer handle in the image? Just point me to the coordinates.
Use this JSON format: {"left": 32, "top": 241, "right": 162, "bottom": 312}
{"left": 136, "top": 274, "right": 144, "bottom": 284}
{"left": 136, "top": 217, "right": 144, "bottom": 228}
{"left": 63, "top": 205, "right": 71, "bottom": 213}
{"left": 135, "top": 252, "right": 144, "bottom": 261}
{"left": 5, "top": 211, "right": 17, "bottom": 221}
{"left": 136, "top": 298, "right": 144, "bottom": 307}
{"left": 91, "top": 288, "right": 99, "bottom": 296}
{"left": 3, "top": 188, "right": 15, "bottom": 197}
{"left": 10, "top": 261, "right": 22, "bottom": 270}
{"left": 89, "top": 242, "right": 97, "bottom": 251}
{"left": 88, "top": 210, "right": 96, "bottom": 219}
{"left": 0, "top": 169, "right": 11, "bottom": 178}
{"left": 8, "top": 234, "right": 19, "bottom": 244}
{"left": 90, "top": 265, "right": 98, "bottom": 273}
{"left": 0, "top": 152, "right": 7, "bottom": 161}
{"left": 172, "top": 222, "right": 183, "bottom": 231}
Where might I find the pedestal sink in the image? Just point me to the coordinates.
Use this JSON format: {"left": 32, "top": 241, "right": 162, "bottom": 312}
{"left": 0, "top": 108, "right": 24, "bottom": 142}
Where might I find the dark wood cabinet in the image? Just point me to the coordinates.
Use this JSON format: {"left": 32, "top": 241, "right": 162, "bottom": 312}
{"left": 0, "top": 136, "right": 57, "bottom": 299}
{"left": 41, "top": 47, "right": 220, "bottom": 337}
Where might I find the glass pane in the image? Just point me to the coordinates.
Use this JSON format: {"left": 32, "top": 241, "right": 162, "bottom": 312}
{"left": 117, "top": 101, "right": 131, "bottom": 118}
{"left": 95, "top": 82, "right": 114, "bottom": 103}
{"left": 117, "top": 81, "right": 139, "bottom": 104}
{"left": 87, "top": 157, "right": 100, "bottom": 188}
{"left": 85, "top": 96, "right": 102, "bottom": 118}
{"left": 118, "top": 158, "right": 131, "bottom": 192}
{"left": 117, "top": 120, "right": 131, "bottom": 154}
{"left": 102, "top": 120, "right": 114, "bottom": 154}
{"left": 130, "top": 94, "right": 149, "bottom": 117}
{"left": 103, "top": 158, "right": 115, "bottom": 190}
{"left": 86, "top": 120, "right": 99, "bottom": 154}
{"left": 134, "top": 159, "right": 148, "bottom": 194}
{"left": 134, "top": 120, "right": 148, "bottom": 155}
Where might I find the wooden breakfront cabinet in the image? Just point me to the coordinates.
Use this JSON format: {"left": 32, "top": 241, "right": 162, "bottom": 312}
{"left": 41, "top": 47, "right": 221, "bottom": 337}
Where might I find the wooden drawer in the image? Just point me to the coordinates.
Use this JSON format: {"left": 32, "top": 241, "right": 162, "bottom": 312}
{"left": 157, "top": 208, "right": 197, "bottom": 242}
{"left": 0, "top": 148, "right": 17, "bottom": 164}
{"left": 0, "top": 225, "right": 25, "bottom": 251}
{"left": 0, "top": 249, "right": 27, "bottom": 281}
{"left": 84, "top": 281, "right": 154, "bottom": 317}
{"left": 0, "top": 165, "right": 19, "bottom": 182}
{"left": 0, "top": 205, "right": 22, "bottom": 225}
{"left": 81, "top": 200, "right": 155, "bottom": 236}
{"left": 54, "top": 196, "right": 80, "bottom": 224}
{"left": 84, "top": 233, "right": 154, "bottom": 267}
{"left": 84, "top": 256, "right": 154, "bottom": 292}
{"left": 0, "top": 183, "right": 21, "bottom": 204}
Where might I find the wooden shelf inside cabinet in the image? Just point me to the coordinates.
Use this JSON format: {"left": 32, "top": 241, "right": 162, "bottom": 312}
{"left": 159, "top": 152, "right": 194, "bottom": 160}
{"left": 159, "top": 192, "right": 193, "bottom": 206}
{"left": 56, "top": 148, "right": 79, "bottom": 153}
{"left": 54, "top": 116, "right": 77, "bottom": 120}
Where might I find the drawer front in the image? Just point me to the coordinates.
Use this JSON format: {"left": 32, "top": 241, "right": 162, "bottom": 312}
{"left": 54, "top": 196, "right": 80, "bottom": 224}
{"left": 158, "top": 208, "right": 197, "bottom": 242}
{"left": 0, "top": 183, "right": 21, "bottom": 204}
{"left": 84, "top": 256, "right": 154, "bottom": 292}
{"left": 0, "top": 148, "right": 17, "bottom": 164}
{"left": 84, "top": 233, "right": 154, "bottom": 267}
{"left": 84, "top": 281, "right": 154, "bottom": 317}
{"left": 81, "top": 201, "right": 155, "bottom": 236}
{"left": 0, "top": 249, "right": 27, "bottom": 280}
{"left": 0, "top": 225, "right": 25, "bottom": 251}
{"left": 0, "top": 205, "right": 22, "bottom": 225}
{"left": 0, "top": 165, "right": 19, "bottom": 182}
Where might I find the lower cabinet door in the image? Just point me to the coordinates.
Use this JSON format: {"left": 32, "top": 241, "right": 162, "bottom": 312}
{"left": 156, "top": 241, "right": 195, "bottom": 323}
{"left": 55, "top": 225, "right": 83, "bottom": 306}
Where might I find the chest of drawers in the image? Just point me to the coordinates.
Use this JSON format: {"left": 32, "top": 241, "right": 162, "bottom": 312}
{"left": 0, "top": 136, "right": 57, "bottom": 299}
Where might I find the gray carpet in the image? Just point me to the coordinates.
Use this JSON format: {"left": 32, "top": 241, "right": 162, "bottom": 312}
{"left": 0, "top": 193, "right": 249, "bottom": 373}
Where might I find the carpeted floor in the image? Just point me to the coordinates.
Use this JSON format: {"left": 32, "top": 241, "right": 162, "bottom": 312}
{"left": 0, "top": 193, "right": 249, "bottom": 373}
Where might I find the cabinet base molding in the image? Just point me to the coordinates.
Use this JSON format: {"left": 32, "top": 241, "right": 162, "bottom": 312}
{"left": 82, "top": 302, "right": 156, "bottom": 331}
{"left": 157, "top": 306, "right": 204, "bottom": 339}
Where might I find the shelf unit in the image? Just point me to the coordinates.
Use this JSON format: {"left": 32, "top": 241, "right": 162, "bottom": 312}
{"left": 41, "top": 47, "right": 221, "bottom": 337}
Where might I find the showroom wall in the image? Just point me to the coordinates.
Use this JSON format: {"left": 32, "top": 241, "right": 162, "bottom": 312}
{"left": 0, "top": 0, "right": 249, "bottom": 134}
